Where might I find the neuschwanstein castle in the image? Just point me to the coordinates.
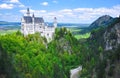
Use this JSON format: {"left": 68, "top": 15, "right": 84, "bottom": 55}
{"left": 21, "top": 8, "right": 57, "bottom": 41}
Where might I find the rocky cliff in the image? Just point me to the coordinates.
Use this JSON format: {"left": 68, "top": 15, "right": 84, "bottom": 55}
{"left": 88, "top": 17, "right": 120, "bottom": 78}
{"left": 104, "top": 19, "right": 120, "bottom": 50}
{"left": 89, "top": 17, "right": 120, "bottom": 51}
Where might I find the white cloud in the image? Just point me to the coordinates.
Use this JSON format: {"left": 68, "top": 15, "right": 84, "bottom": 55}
{"left": 18, "top": 4, "right": 25, "bottom": 8}
{"left": 0, "top": 3, "right": 14, "bottom": 9}
{"left": 20, "top": 9, "right": 47, "bottom": 16}
{"left": 40, "top": 2, "right": 48, "bottom": 6}
{"left": 4, "top": 0, "right": 25, "bottom": 8}
{"left": 74, "top": 8, "right": 93, "bottom": 12}
{"left": 39, "top": 10, "right": 47, "bottom": 13}
{"left": 113, "top": 5, "right": 120, "bottom": 10}
{"left": 53, "top": 0, "right": 58, "bottom": 3}
{"left": 59, "top": 9, "right": 72, "bottom": 13}
{"left": 19, "top": 5, "right": 120, "bottom": 23}
{"left": 9, "top": 0, "right": 19, "bottom": 3}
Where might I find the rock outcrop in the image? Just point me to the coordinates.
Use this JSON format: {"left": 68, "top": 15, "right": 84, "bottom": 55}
{"left": 89, "top": 16, "right": 120, "bottom": 51}
{"left": 104, "top": 18, "right": 120, "bottom": 50}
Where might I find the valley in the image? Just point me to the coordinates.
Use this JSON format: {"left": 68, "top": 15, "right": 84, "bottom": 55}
{"left": 0, "top": 15, "right": 120, "bottom": 78}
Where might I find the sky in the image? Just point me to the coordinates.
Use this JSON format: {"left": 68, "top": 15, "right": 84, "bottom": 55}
{"left": 0, "top": 0, "right": 120, "bottom": 23}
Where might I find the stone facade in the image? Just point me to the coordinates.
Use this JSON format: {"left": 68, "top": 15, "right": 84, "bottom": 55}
{"left": 21, "top": 8, "right": 57, "bottom": 41}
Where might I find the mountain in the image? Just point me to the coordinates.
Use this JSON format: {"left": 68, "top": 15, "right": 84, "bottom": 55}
{"left": 0, "top": 21, "right": 8, "bottom": 24}
{"left": 89, "top": 15, "right": 114, "bottom": 30}
{"left": 89, "top": 17, "right": 120, "bottom": 78}
{"left": 79, "top": 15, "right": 114, "bottom": 34}
{"left": 104, "top": 17, "right": 120, "bottom": 50}
{"left": 90, "top": 17, "right": 120, "bottom": 50}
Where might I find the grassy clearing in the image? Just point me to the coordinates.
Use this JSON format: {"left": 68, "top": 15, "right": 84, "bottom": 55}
{"left": 67, "top": 27, "right": 90, "bottom": 40}
{"left": 0, "top": 30, "right": 18, "bottom": 35}
{"left": 68, "top": 28, "right": 81, "bottom": 32}
{"left": 0, "top": 27, "right": 90, "bottom": 40}
{"left": 74, "top": 33, "right": 90, "bottom": 40}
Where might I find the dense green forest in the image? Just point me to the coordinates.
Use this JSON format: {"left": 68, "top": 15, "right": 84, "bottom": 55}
{"left": 0, "top": 28, "right": 82, "bottom": 78}
{"left": 0, "top": 18, "right": 120, "bottom": 78}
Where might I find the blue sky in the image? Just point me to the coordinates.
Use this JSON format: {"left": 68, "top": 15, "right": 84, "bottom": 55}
{"left": 0, "top": 0, "right": 120, "bottom": 23}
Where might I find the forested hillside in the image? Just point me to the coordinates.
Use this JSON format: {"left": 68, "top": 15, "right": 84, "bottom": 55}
{"left": 0, "top": 17, "right": 120, "bottom": 78}
{"left": 0, "top": 29, "right": 82, "bottom": 78}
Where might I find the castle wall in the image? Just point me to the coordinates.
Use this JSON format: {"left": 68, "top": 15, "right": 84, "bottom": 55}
{"left": 21, "top": 8, "right": 57, "bottom": 42}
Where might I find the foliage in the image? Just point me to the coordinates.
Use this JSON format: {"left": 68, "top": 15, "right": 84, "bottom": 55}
{"left": 0, "top": 25, "right": 120, "bottom": 78}
{"left": 0, "top": 28, "right": 80, "bottom": 78}
{"left": 74, "top": 33, "right": 90, "bottom": 40}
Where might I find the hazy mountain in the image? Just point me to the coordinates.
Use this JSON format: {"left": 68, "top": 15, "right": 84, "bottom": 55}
{"left": 89, "top": 15, "right": 114, "bottom": 30}
{"left": 0, "top": 21, "right": 8, "bottom": 24}
{"left": 0, "top": 22, "right": 89, "bottom": 30}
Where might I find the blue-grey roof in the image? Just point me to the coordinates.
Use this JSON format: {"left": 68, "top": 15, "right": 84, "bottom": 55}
{"left": 23, "top": 16, "right": 32, "bottom": 23}
{"left": 34, "top": 17, "right": 44, "bottom": 23}
{"left": 23, "top": 16, "right": 44, "bottom": 23}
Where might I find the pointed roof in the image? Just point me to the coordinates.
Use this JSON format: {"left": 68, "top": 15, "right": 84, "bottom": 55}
{"left": 23, "top": 16, "right": 32, "bottom": 23}
{"left": 34, "top": 17, "right": 44, "bottom": 23}
{"left": 26, "top": 8, "right": 30, "bottom": 16}
{"left": 23, "top": 16, "right": 44, "bottom": 23}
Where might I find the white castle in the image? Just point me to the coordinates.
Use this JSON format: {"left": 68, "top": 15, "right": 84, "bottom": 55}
{"left": 21, "top": 8, "right": 57, "bottom": 41}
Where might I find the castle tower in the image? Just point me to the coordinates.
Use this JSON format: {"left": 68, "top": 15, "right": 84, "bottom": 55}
{"left": 32, "top": 13, "right": 35, "bottom": 23}
{"left": 32, "top": 13, "right": 35, "bottom": 33}
{"left": 53, "top": 17, "right": 57, "bottom": 28}
{"left": 26, "top": 8, "right": 30, "bottom": 16}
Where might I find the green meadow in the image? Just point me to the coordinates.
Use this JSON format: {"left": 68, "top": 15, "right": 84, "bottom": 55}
{"left": 0, "top": 29, "right": 18, "bottom": 35}
{"left": 0, "top": 27, "right": 90, "bottom": 39}
{"left": 68, "top": 27, "right": 90, "bottom": 39}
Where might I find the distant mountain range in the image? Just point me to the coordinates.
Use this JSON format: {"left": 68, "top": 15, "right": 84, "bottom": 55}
{"left": 0, "top": 21, "right": 89, "bottom": 30}
{"left": 0, "top": 21, "right": 21, "bottom": 30}
{"left": 0, "top": 15, "right": 117, "bottom": 31}
{"left": 0, "top": 21, "right": 20, "bottom": 25}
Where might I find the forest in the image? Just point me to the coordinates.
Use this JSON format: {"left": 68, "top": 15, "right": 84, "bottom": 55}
{"left": 0, "top": 19, "right": 120, "bottom": 78}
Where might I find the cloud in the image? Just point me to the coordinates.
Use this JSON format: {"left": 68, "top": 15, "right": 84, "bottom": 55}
{"left": 18, "top": 4, "right": 25, "bottom": 8}
{"left": 19, "top": 5, "right": 120, "bottom": 23}
{"left": 20, "top": 9, "right": 47, "bottom": 16}
{"left": 3, "top": 0, "right": 25, "bottom": 8}
{"left": 40, "top": 2, "right": 48, "bottom": 6}
{"left": 0, "top": 3, "right": 14, "bottom": 9}
{"left": 53, "top": 0, "right": 58, "bottom": 3}
{"left": 59, "top": 9, "right": 72, "bottom": 13}
{"left": 9, "top": 0, "right": 19, "bottom": 3}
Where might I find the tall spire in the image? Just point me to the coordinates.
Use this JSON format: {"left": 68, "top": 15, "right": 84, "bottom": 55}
{"left": 54, "top": 17, "right": 57, "bottom": 23}
{"left": 54, "top": 17, "right": 57, "bottom": 28}
{"left": 32, "top": 13, "right": 35, "bottom": 18}
{"left": 26, "top": 8, "right": 30, "bottom": 16}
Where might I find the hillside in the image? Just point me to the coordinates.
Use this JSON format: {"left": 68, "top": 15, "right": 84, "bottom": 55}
{"left": 88, "top": 17, "right": 120, "bottom": 78}
{"left": 89, "top": 15, "right": 114, "bottom": 30}
{"left": 0, "top": 15, "right": 120, "bottom": 78}
{"left": 0, "top": 29, "right": 82, "bottom": 78}
{"left": 79, "top": 15, "right": 114, "bottom": 34}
